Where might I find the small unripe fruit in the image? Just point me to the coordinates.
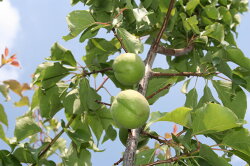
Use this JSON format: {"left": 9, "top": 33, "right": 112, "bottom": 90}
{"left": 112, "top": 53, "right": 145, "bottom": 86}
{"left": 111, "top": 90, "right": 150, "bottom": 129}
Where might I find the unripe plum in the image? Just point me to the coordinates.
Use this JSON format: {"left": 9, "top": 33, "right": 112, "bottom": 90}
{"left": 112, "top": 53, "right": 145, "bottom": 86}
{"left": 111, "top": 90, "right": 150, "bottom": 129}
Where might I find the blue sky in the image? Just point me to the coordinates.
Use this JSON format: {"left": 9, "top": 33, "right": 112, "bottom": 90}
{"left": 0, "top": 0, "right": 249, "bottom": 165}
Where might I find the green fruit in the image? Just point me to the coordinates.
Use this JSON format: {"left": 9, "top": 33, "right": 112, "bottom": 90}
{"left": 119, "top": 128, "right": 149, "bottom": 149}
{"left": 111, "top": 90, "right": 150, "bottom": 129}
{"left": 112, "top": 53, "right": 145, "bottom": 86}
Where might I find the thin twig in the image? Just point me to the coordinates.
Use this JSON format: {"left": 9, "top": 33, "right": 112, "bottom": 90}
{"left": 151, "top": 71, "right": 218, "bottom": 77}
{"left": 31, "top": 115, "right": 77, "bottom": 166}
{"left": 114, "top": 157, "right": 124, "bottom": 166}
{"left": 141, "top": 131, "right": 169, "bottom": 145}
{"left": 215, "top": 75, "right": 232, "bottom": 82}
{"left": 211, "top": 148, "right": 229, "bottom": 152}
{"left": 95, "top": 100, "right": 111, "bottom": 106}
{"left": 103, "top": 86, "right": 112, "bottom": 97}
{"left": 209, "top": 144, "right": 223, "bottom": 148}
{"left": 175, "top": 130, "right": 186, "bottom": 137}
{"left": 146, "top": 84, "right": 172, "bottom": 100}
{"left": 84, "top": 67, "right": 112, "bottom": 76}
{"left": 96, "top": 77, "right": 109, "bottom": 92}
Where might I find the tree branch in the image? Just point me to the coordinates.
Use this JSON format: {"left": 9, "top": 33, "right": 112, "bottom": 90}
{"left": 123, "top": 1, "right": 176, "bottom": 166}
{"left": 95, "top": 100, "right": 111, "bottom": 106}
{"left": 141, "top": 131, "right": 169, "bottom": 145}
{"left": 156, "top": 44, "right": 194, "bottom": 56}
{"left": 84, "top": 67, "right": 113, "bottom": 76}
{"left": 31, "top": 115, "right": 77, "bottom": 166}
{"left": 114, "top": 157, "right": 124, "bottom": 166}
{"left": 151, "top": 71, "right": 218, "bottom": 77}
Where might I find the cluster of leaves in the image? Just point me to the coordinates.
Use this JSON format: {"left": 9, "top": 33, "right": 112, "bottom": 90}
{"left": 0, "top": 0, "right": 250, "bottom": 166}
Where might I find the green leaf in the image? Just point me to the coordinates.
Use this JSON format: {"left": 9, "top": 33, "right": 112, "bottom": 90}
{"left": 132, "top": 7, "right": 150, "bottom": 24}
{"left": 62, "top": 146, "right": 92, "bottom": 166}
{"left": 0, "top": 150, "right": 21, "bottom": 166}
{"left": 203, "top": 23, "right": 224, "bottom": 42}
{"left": 199, "top": 144, "right": 230, "bottom": 166}
{"left": 14, "top": 96, "right": 29, "bottom": 107}
{"left": 83, "top": 38, "right": 118, "bottom": 71}
{"left": 47, "top": 42, "right": 77, "bottom": 67}
{"left": 13, "top": 147, "right": 36, "bottom": 163}
{"left": 186, "top": 15, "right": 200, "bottom": 34}
{"left": 63, "top": 89, "right": 83, "bottom": 114}
{"left": 66, "top": 129, "right": 92, "bottom": 147}
{"left": 197, "top": 85, "right": 218, "bottom": 108}
{"left": 37, "top": 159, "right": 56, "bottom": 166}
{"left": 63, "top": 10, "right": 95, "bottom": 41}
{"left": 186, "top": 0, "right": 200, "bottom": 15}
{"left": 181, "top": 79, "right": 191, "bottom": 94}
{"left": 79, "top": 25, "right": 101, "bottom": 43}
{"left": 0, "top": 84, "right": 10, "bottom": 101}
{"left": 135, "top": 149, "right": 156, "bottom": 165}
{"left": 87, "top": 106, "right": 113, "bottom": 142}
{"left": 185, "top": 88, "right": 198, "bottom": 109}
{"left": 225, "top": 46, "right": 250, "bottom": 71}
{"left": 146, "top": 68, "right": 179, "bottom": 105}
{"left": 102, "top": 125, "right": 117, "bottom": 143}
{"left": 146, "top": 107, "right": 192, "bottom": 128}
{"left": 218, "top": 7, "right": 232, "bottom": 25}
{"left": 44, "top": 138, "right": 66, "bottom": 158}
{"left": 232, "top": 67, "right": 250, "bottom": 92}
{"left": 79, "top": 78, "right": 101, "bottom": 111}
{"left": 33, "top": 62, "right": 71, "bottom": 89}
{"left": 212, "top": 80, "right": 247, "bottom": 119}
{"left": 192, "top": 103, "right": 241, "bottom": 135}
{"left": 38, "top": 83, "right": 67, "bottom": 118}
{"left": 204, "top": 5, "right": 219, "bottom": 20}
{"left": 0, "top": 124, "right": 7, "bottom": 143}
{"left": 0, "top": 104, "right": 8, "bottom": 126}
{"left": 14, "top": 116, "right": 41, "bottom": 141}
{"left": 222, "top": 128, "right": 250, "bottom": 157}
{"left": 117, "top": 28, "right": 144, "bottom": 54}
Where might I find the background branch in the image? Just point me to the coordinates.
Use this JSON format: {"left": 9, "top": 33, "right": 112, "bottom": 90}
{"left": 151, "top": 71, "right": 217, "bottom": 77}
{"left": 157, "top": 44, "right": 194, "bottom": 56}
{"left": 31, "top": 115, "right": 77, "bottom": 166}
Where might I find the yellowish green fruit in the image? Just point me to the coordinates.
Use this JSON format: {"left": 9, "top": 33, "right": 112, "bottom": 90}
{"left": 111, "top": 90, "right": 150, "bottom": 129}
{"left": 119, "top": 128, "right": 149, "bottom": 149}
{"left": 112, "top": 53, "right": 145, "bottom": 86}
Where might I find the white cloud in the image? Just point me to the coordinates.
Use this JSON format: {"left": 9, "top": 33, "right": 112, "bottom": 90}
{"left": 0, "top": 0, "right": 20, "bottom": 51}
{"left": 0, "top": 0, "right": 21, "bottom": 81}
{"left": 0, "top": 66, "right": 19, "bottom": 81}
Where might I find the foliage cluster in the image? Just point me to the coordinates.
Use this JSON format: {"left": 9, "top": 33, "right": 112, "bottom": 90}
{"left": 0, "top": 0, "right": 250, "bottom": 166}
